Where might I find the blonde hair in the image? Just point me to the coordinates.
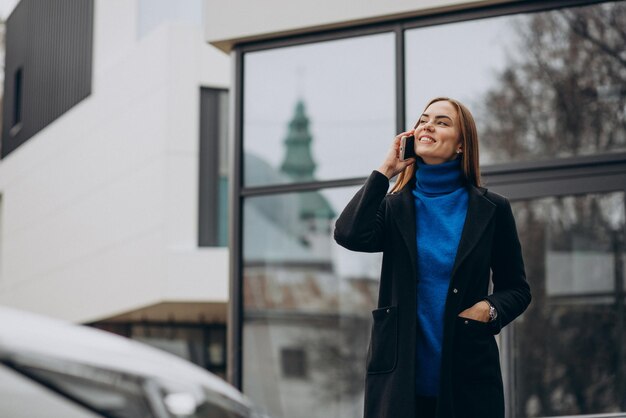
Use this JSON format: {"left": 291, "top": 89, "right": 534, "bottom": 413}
{"left": 390, "top": 97, "right": 481, "bottom": 193}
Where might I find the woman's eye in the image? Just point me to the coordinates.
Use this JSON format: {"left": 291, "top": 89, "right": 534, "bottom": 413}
{"left": 418, "top": 120, "right": 426, "bottom": 124}
{"left": 438, "top": 121, "right": 448, "bottom": 126}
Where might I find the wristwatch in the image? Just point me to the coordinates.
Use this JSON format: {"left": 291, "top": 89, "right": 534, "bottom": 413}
{"left": 484, "top": 299, "right": 498, "bottom": 322}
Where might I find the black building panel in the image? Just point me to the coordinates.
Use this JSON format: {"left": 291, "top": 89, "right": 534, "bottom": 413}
{"left": 1, "top": 0, "right": 94, "bottom": 158}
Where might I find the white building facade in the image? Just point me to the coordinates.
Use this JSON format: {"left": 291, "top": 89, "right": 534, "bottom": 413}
{"left": 0, "top": 0, "right": 231, "bottom": 377}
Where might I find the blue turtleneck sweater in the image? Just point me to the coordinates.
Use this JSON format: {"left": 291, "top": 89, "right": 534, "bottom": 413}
{"left": 413, "top": 157, "right": 468, "bottom": 396}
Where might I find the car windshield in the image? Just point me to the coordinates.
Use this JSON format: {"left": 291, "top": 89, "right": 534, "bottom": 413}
{"left": 2, "top": 352, "right": 264, "bottom": 418}
{"left": 19, "top": 366, "right": 154, "bottom": 417}
{"left": 0, "top": 363, "right": 101, "bottom": 418}
{"left": 2, "top": 355, "right": 156, "bottom": 418}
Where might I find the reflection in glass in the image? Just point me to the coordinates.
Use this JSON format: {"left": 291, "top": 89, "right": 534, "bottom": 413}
{"left": 242, "top": 186, "right": 383, "bottom": 418}
{"left": 243, "top": 33, "right": 395, "bottom": 186}
{"left": 511, "top": 192, "right": 625, "bottom": 416}
{"left": 405, "top": 1, "right": 626, "bottom": 164}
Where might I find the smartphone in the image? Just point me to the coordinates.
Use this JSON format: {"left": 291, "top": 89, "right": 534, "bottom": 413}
{"left": 399, "top": 135, "right": 417, "bottom": 161}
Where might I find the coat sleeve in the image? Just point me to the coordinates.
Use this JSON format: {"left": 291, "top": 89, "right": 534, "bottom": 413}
{"left": 334, "top": 170, "right": 390, "bottom": 253}
{"left": 485, "top": 197, "right": 532, "bottom": 333}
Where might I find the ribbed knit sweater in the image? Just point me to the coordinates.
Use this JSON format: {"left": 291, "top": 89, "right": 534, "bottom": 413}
{"left": 412, "top": 156, "right": 468, "bottom": 396}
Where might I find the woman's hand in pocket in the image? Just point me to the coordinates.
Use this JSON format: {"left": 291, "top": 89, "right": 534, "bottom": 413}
{"left": 458, "top": 301, "right": 491, "bottom": 323}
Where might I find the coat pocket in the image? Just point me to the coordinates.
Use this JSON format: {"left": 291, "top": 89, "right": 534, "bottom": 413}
{"left": 454, "top": 317, "right": 500, "bottom": 382}
{"left": 366, "top": 305, "right": 398, "bottom": 374}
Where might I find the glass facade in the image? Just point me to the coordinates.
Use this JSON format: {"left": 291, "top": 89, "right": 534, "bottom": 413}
{"left": 511, "top": 192, "right": 625, "bottom": 416}
{"left": 405, "top": 2, "right": 626, "bottom": 165}
{"left": 243, "top": 33, "right": 395, "bottom": 187}
{"left": 242, "top": 188, "right": 382, "bottom": 418}
{"left": 235, "top": 2, "right": 626, "bottom": 417}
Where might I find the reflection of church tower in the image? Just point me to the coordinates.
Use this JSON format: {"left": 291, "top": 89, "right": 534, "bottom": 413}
{"left": 280, "top": 100, "right": 335, "bottom": 257}
{"left": 280, "top": 100, "right": 316, "bottom": 182}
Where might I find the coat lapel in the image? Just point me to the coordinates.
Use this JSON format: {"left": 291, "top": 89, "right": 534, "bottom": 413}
{"left": 449, "top": 185, "right": 496, "bottom": 280}
{"left": 391, "top": 187, "right": 418, "bottom": 279}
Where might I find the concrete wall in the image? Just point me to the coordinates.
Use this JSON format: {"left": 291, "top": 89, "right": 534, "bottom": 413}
{"left": 0, "top": 0, "right": 230, "bottom": 323}
{"left": 204, "top": 0, "right": 514, "bottom": 51}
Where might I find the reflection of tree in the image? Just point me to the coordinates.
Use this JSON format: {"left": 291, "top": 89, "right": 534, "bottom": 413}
{"left": 298, "top": 314, "right": 371, "bottom": 404}
{"left": 513, "top": 193, "right": 625, "bottom": 416}
{"left": 480, "top": 2, "right": 626, "bottom": 161}
{"left": 479, "top": 4, "right": 626, "bottom": 412}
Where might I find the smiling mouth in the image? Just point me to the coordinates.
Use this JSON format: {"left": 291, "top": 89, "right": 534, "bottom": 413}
{"left": 419, "top": 136, "right": 436, "bottom": 144}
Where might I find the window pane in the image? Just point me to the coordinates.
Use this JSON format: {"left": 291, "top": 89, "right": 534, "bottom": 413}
{"left": 199, "top": 88, "right": 229, "bottom": 247}
{"left": 243, "top": 33, "right": 395, "bottom": 187}
{"left": 13, "top": 68, "right": 23, "bottom": 126}
{"left": 405, "top": 2, "right": 626, "bottom": 165}
{"left": 242, "top": 187, "right": 383, "bottom": 418}
{"left": 511, "top": 192, "right": 626, "bottom": 416}
{"left": 207, "top": 327, "right": 227, "bottom": 379}
{"left": 280, "top": 348, "right": 308, "bottom": 379}
{"left": 132, "top": 325, "right": 207, "bottom": 367}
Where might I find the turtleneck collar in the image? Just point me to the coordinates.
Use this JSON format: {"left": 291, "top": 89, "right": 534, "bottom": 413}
{"left": 414, "top": 156, "right": 465, "bottom": 196}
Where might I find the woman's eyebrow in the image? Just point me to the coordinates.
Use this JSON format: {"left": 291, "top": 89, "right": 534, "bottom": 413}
{"left": 421, "top": 113, "right": 453, "bottom": 121}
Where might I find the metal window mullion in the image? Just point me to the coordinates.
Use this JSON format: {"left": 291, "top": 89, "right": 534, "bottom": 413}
{"left": 228, "top": 48, "right": 245, "bottom": 390}
{"left": 617, "top": 184, "right": 626, "bottom": 411}
{"left": 395, "top": 25, "right": 406, "bottom": 133}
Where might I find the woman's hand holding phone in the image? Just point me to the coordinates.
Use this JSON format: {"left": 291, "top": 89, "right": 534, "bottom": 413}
{"left": 377, "top": 130, "right": 417, "bottom": 179}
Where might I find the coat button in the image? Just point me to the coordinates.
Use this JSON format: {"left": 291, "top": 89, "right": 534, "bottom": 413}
{"left": 386, "top": 308, "right": 390, "bottom": 313}
{"left": 452, "top": 288, "right": 458, "bottom": 294}
{"left": 464, "top": 320, "right": 469, "bottom": 325}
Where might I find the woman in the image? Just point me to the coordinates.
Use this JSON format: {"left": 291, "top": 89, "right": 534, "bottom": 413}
{"left": 334, "top": 97, "right": 531, "bottom": 418}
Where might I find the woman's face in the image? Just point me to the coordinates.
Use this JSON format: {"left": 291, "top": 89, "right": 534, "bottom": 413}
{"left": 414, "top": 100, "right": 462, "bottom": 165}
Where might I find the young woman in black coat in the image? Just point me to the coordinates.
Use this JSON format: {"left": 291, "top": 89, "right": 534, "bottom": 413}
{"left": 334, "top": 97, "right": 531, "bottom": 418}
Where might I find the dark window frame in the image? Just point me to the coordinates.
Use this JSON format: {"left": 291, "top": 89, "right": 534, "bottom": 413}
{"left": 229, "top": 1, "right": 624, "bottom": 417}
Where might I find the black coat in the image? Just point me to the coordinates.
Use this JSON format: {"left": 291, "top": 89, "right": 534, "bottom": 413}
{"left": 334, "top": 171, "right": 531, "bottom": 418}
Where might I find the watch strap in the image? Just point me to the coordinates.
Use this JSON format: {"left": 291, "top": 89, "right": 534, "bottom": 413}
{"left": 484, "top": 299, "right": 498, "bottom": 322}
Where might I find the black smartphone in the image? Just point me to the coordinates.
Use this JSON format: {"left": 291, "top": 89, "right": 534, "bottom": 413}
{"left": 399, "top": 135, "right": 417, "bottom": 161}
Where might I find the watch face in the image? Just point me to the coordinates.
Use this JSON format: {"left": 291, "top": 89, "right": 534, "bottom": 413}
{"left": 489, "top": 306, "right": 497, "bottom": 320}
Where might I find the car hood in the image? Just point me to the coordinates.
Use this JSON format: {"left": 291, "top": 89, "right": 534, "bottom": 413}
{"left": 0, "top": 306, "right": 251, "bottom": 410}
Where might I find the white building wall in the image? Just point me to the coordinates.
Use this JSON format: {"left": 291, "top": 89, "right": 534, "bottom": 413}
{"left": 204, "top": 0, "right": 514, "bottom": 51}
{"left": 0, "top": 0, "right": 230, "bottom": 323}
